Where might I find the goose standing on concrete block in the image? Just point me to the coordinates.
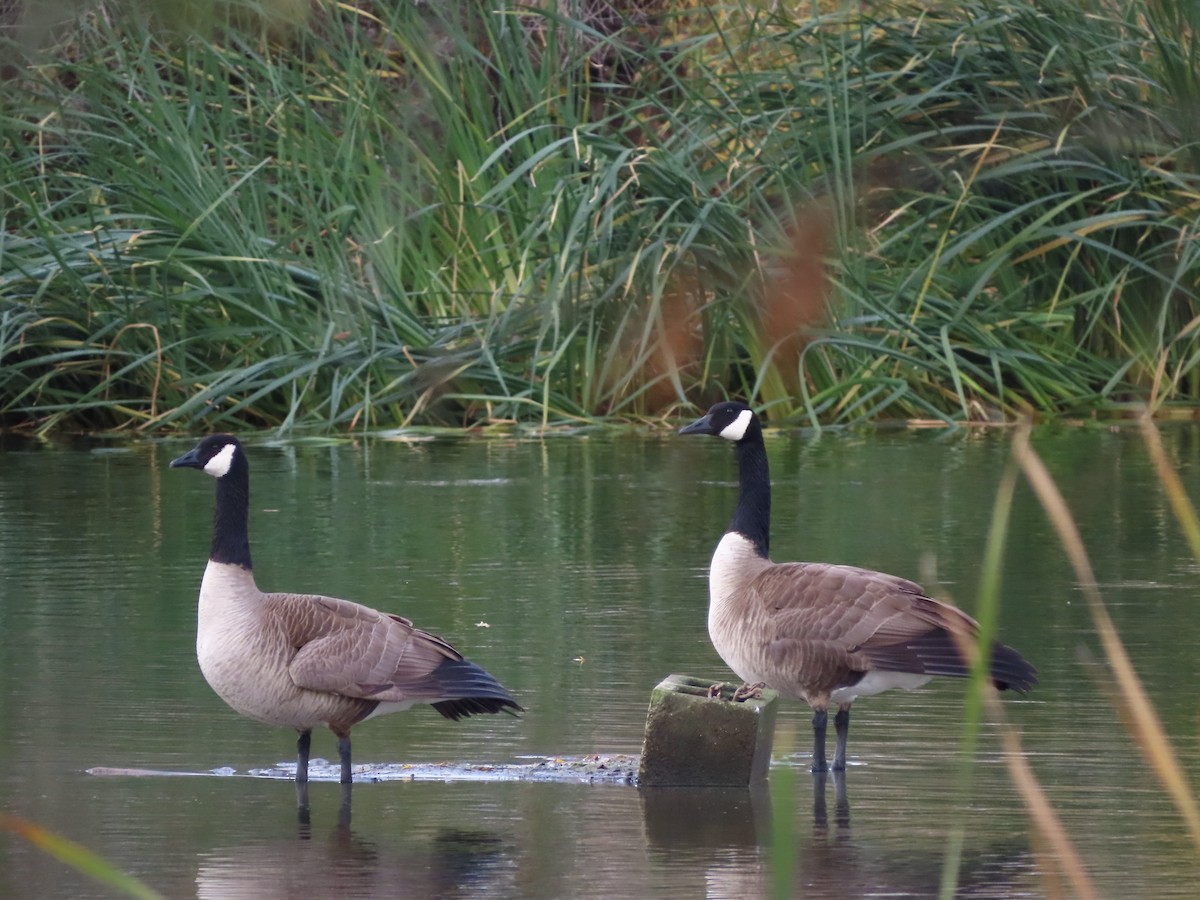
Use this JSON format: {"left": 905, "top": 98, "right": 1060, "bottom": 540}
{"left": 678, "top": 401, "right": 1036, "bottom": 772}
{"left": 170, "top": 435, "right": 521, "bottom": 789}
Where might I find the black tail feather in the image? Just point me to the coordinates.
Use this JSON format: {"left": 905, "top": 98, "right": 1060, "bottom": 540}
{"left": 865, "top": 629, "right": 1038, "bottom": 693}
{"left": 428, "top": 657, "right": 522, "bottom": 721}
{"left": 988, "top": 642, "right": 1038, "bottom": 694}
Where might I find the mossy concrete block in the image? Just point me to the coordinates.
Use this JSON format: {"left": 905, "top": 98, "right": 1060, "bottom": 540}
{"left": 638, "top": 674, "right": 778, "bottom": 787}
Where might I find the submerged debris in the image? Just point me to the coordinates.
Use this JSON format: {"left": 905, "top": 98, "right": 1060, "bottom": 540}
{"left": 88, "top": 754, "right": 640, "bottom": 786}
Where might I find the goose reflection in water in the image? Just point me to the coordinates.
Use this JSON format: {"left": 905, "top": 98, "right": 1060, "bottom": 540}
{"left": 643, "top": 773, "right": 1034, "bottom": 898}
{"left": 195, "top": 809, "right": 512, "bottom": 900}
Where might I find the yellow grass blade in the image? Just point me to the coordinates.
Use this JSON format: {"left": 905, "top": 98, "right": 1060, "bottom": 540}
{"left": 0, "top": 813, "right": 163, "bottom": 899}
{"left": 1015, "top": 429, "right": 1200, "bottom": 852}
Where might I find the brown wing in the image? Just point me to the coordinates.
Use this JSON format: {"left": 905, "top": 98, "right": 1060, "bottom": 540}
{"left": 749, "top": 563, "right": 972, "bottom": 670}
{"left": 271, "top": 593, "right": 466, "bottom": 702}
{"left": 748, "top": 563, "right": 1037, "bottom": 691}
{"left": 749, "top": 563, "right": 944, "bottom": 643}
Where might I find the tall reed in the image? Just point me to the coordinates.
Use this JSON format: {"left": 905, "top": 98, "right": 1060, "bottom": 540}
{"left": 2, "top": 0, "right": 1198, "bottom": 433}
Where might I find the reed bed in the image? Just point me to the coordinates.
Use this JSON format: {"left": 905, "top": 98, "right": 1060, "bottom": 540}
{"left": 1, "top": 0, "right": 1198, "bottom": 433}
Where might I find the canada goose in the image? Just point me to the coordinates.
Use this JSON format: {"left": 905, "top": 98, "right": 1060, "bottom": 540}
{"left": 170, "top": 434, "right": 520, "bottom": 788}
{"left": 679, "top": 401, "right": 1037, "bottom": 772}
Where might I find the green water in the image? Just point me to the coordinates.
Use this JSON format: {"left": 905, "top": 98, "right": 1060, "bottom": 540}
{"left": 1, "top": 426, "right": 1198, "bottom": 897}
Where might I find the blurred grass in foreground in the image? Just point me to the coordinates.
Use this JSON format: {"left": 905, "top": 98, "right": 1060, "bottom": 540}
{"left": 0, "top": 812, "right": 163, "bottom": 899}
{"left": 926, "top": 413, "right": 1200, "bottom": 897}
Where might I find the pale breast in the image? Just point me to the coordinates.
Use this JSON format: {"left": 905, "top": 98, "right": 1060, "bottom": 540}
{"left": 195, "top": 562, "right": 368, "bottom": 729}
{"left": 707, "top": 542, "right": 896, "bottom": 703}
{"left": 706, "top": 533, "right": 774, "bottom": 684}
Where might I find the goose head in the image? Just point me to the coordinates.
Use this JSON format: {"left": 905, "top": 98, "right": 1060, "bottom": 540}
{"left": 170, "top": 434, "right": 244, "bottom": 478}
{"left": 679, "top": 400, "right": 760, "bottom": 443}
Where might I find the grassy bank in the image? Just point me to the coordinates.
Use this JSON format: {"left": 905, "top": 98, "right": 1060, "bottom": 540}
{"left": 1, "top": 0, "right": 1198, "bottom": 434}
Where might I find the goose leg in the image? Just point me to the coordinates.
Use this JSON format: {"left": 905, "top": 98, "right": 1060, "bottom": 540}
{"left": 296, "top": 729, "right": 312, "bottom": 784}
{"left": 336, "top": 732, "right": 353, "bottom": 785}
{"left": 811, "top": 708, "right": 828, "bottom": 773}
{"left": 832, "top": 707, "right": 850, "bottom": 772}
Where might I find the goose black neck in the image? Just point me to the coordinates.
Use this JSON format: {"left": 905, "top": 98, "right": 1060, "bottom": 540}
{"left": 211, "top": 457, "right": 253, "bottom": 570}
{"left": 731, "top": 431, "right": 771, "bottom": 559}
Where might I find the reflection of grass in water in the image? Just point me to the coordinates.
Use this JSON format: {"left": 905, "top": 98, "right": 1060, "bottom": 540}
{"left": 0, "top": 812, "right": 163, "bottom": 899}
{"left": 768, "top": 723, "right": 797, "bottom": 900}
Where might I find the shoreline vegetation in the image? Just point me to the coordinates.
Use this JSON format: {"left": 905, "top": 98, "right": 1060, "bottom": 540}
{"left": 2, "top": 0, "right": 1199, "bottom": 436}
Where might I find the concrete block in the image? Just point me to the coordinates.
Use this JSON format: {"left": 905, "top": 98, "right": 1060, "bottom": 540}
{"left": 638, "top": 674, "right": 778, "bottom": 787}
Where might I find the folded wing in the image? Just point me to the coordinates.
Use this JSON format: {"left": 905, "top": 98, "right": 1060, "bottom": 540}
{"left": 750, "top": 563, "right": 1037, "bottom": 692}
{"left": 276, "top": 593, "right": 521, "bottom": 718}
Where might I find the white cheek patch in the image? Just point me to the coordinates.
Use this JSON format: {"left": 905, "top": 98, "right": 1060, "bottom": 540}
{"left": 203, "top": 443, "right": 238, "bottom": 478}
{"left": 718, "top": 409, "right": 754, "bottom": 442}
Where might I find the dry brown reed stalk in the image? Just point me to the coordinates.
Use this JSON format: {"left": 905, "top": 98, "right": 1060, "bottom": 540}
{"left": 617, "top": 276, "right": 707, "bottom": 415}
{"left": 109, "top": 322, "right": 163, "bottom": 423}
{"left": 756, "top": 199, "right": 833, "bottom": 396}
{"left": 989, "top": 696, "right": 1091, "bottom": 900}
{"left": 1139, "top": 413, "right": 1200, "bottom": 563}
{"left": 937, "top": 426, "right": 1096, "bottom": 899}
{"left": 1017, "top": 421, "right": 1200, "bottom": 853}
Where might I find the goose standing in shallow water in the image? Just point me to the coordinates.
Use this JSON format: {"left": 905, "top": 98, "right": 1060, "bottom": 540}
{"left": 170, "top": 435, "right": 520, "bottom": 790}
{"left": 679, "top": 401, "right": 1036, "bottom": 772}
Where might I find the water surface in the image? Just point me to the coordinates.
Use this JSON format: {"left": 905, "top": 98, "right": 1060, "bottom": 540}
{"left": 1, "top": 425, "right": 1198, "bottom": 897}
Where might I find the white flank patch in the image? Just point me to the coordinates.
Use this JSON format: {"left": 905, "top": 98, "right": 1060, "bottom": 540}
{"left": 203, "top": 443, "right": 238, "bottom": 478}
{"left": 364, "top": 700, "right": 419, "bottom": 719}
{"left": 718, "top": 408, "right": 754, "bottom": 442}
{"left": 830, "top": 670, "right": 931, "bottom": 706}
